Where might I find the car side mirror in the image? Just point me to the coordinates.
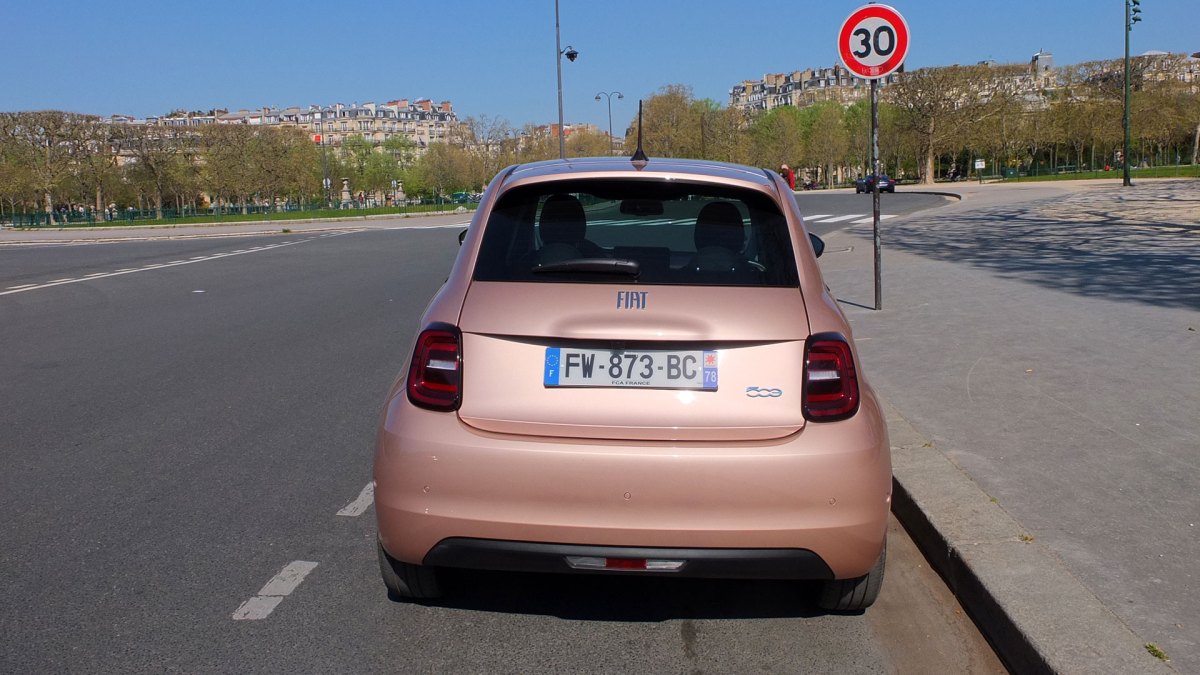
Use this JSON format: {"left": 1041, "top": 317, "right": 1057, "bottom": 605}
{"left": 809, "top": 233, "right": 825, "bottom": 258}
{"left": 458, "top": 229, "right": 468, "bottom": 246}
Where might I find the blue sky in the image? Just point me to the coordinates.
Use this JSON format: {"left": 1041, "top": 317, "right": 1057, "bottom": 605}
{"left": 3, "top": 1, "right": 1195, "bottom": 131}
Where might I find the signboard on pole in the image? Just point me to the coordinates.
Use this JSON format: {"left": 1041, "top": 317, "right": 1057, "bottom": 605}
{"left": 838, "top": 4, "right": 910, "bottom": 80}
{"left": 839, "top": 4, "right": 909, "bottom": 311}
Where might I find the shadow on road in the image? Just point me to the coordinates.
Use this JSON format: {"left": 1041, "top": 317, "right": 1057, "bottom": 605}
{"left": 852, "top": 183, "right": 1200, "bottom": 310}
{"left": 399, "top": 569, "right": 831, "bottom": 621}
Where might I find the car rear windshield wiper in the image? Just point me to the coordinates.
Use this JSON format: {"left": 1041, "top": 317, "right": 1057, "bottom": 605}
{"left": 532, "top": 258, "right": 640, "bottom": 277}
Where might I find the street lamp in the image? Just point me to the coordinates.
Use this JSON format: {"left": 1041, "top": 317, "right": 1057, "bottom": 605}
{"left": 555, "top": 0, "right": 579, "bottom": 160}
{"left": 1123, "top": 0, "right": 1142, "bottom": 187}
{"left": 594, "top": 91, "right": 623, "bottom": 155}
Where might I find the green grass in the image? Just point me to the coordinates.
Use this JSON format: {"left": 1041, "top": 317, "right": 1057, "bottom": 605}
{"left": 995, "top": 164, "right": 1200, "bottom": 183}
{"left": 1145, "top": 643, "right": 1169, "bottom": 661}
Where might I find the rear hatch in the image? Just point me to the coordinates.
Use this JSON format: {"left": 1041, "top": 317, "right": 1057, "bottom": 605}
{"left": 457, "top": 282, "right": 811, "bottom": 441}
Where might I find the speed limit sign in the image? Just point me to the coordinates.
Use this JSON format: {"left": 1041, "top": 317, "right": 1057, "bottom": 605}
{"left": 838, "top": 4, "right": 909, "bottom": 79}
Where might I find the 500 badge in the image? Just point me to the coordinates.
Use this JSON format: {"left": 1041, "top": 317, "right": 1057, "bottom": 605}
{"left": 745, "top": 387, "right": 783, "bottom": 398}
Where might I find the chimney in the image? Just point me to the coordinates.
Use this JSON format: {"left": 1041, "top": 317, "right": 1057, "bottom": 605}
{"left": 440, "top": 101, "right": 452, "bottom": 113}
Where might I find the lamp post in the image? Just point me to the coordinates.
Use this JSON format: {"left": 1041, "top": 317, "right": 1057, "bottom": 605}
{"left": 594, "top": 91, "right": 623, "bottom": 155}
{"left": 1123, "top": 0, "right": 1142, "bottom": 187}
{"left": 554, "top": 0, "right": 578, "bottom": 160}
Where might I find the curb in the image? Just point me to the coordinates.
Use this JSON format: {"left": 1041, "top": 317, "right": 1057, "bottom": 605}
{"left": 883, "top": 401, "right": 1176, "bottom": 674}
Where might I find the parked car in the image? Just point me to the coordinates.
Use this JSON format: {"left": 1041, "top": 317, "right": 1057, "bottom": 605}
{"left": 854, "top": 175, "right": 895, "bottom": 193}
{"left": 375, "top": 154, "right": 892, "bottom": 611}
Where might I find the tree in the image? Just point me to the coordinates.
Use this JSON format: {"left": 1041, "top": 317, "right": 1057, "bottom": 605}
{"left": 886, "top": 65, "right": 993, "bottom": 183}
{"left": 746, "top": 106, "right": 806, "bottom": 170}
{"left": 411, "top": 142, "right": 473, "bottom": 200}
{"left": 72, "top": 120, "right": 123, "bottom": 213}
{"left": 633, "top": 84, "right": 698, "bottom": 158}
{"left": 2, "top": 111, "right": 96, "bottom": 224}
{"left": 802, "top": 102, "right": 850, "bottom": 186}
{"left": 566, "top": 128, "right": 615, "bottom": 158}
{"left": 120, "top": 124, "right": 193, "bottom": 218}
{"left": 197, "top": 124, "right": 258, "bottom": 212}
{"left": 0, "top": 115, "right": 38, "bottom": 214}
{"left": 694, "top": 101, "right": 747, "bottom": 164}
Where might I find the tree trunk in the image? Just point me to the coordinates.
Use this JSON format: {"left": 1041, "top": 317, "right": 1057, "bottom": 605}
{"left": 1192, "top": 123, "right": 1198, "bottom": 165}
{"left": 922, "top": 148, "right": 935, "bottom": 185}
{"left": 44, "top": 192, "right": 56, "bottom": 226}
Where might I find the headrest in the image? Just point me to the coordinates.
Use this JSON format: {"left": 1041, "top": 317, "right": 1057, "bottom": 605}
{"left": 694, "top": 201, "right": 744, "bottom": 252}
{"left": 539, "top": 194, "right": 586, "bottom": 244}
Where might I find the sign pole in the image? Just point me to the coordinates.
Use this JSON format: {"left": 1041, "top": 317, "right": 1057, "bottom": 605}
{"left": 838, "top": 3, "right": 908, "bottom": 313}
{"left": 871, "top": 78, "right": 881, "bottom": 311}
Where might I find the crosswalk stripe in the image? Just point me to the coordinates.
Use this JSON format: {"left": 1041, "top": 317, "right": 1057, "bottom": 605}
{"left": 850, "top": 215, "right": 899, "bottom": 224}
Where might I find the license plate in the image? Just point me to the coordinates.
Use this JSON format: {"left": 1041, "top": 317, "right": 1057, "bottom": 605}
{"left": 544, "top": 347, "right": 718, "bottom": 390}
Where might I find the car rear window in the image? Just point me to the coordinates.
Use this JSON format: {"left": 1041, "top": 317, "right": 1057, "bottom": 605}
{"left": 472, "top": 179, "right": 800, "bottom": 287}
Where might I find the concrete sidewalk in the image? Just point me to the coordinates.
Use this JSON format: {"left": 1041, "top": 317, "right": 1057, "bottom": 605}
{"left": 820, "top": 178, "right": 1197, "bottom": 673}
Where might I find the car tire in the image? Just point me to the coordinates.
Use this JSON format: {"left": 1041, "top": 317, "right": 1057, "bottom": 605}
{"left": 817, "top": 544, "right": 885, "bottom": 612}
{"left": 378, "top": 541, "right": 442, "bottom": 600}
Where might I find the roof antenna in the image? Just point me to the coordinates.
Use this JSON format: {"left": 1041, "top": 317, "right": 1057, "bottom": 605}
{"left": 630, "top": 100, "right": 648, "bottom": 167}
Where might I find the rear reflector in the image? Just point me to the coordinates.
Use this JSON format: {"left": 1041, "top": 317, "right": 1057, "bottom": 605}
{"left": 565, "top": 556, "right": 685, "bottom": 572}
{"left": 803, "top": 333, "right": 860, "bottom": 422}
{"left": 407, "top": 323, "right": 462, "bottom": 411}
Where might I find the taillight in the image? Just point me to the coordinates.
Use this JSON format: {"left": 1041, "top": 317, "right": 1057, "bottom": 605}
{"left": 803, "top": 333, "right": 860, "bottom": 422}
{"left": 406, "top": 323, "right": 462, "bottom": 411}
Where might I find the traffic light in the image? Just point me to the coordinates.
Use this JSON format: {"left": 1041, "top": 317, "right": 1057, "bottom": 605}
{"left": 1130, "top": 0, "right": 1141, "bottom": 26}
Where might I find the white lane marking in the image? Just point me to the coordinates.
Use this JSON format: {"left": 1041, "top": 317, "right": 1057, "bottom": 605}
{"left": 803, "top": 214, "right": 832, "bottom": 221}
{"left": 812, "top": 214, "right": 863, "bottom": 223}
{"left": 6, "top": 284, "right": 37, "bottom": 290}
{"left": 851, "top": 214, "right": 898, "bottom": 224}
{"left": 231, "top": 596, "right": 283, "bottom": 621}
{"left": 336, "top": 482, "right": 375, "bottom": 517}
{"left": 232, "top": 560, "right": 318, "bottom": 621}
{"left": 1, "top": 240, "right": 305, "bottom": 296}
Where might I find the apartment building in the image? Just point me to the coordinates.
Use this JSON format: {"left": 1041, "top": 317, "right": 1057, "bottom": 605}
{"left": 729, "top": 64, "right": 900, "bottom": 114}
{"left": 732, "top": 50, "right": 1197, "bottom": 117}
{"left": 113, "top": 98, "right": 459, "bottom": 156}
{"left": 299, "top": 99, "right": 457, "bottom": 150}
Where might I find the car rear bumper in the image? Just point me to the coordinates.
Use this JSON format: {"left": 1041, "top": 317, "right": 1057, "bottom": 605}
{"left": 423, "top": 538, "right": 834, "bottom": 579}
{"left": 375, "top": 393, "right": 891, "bottom": 580}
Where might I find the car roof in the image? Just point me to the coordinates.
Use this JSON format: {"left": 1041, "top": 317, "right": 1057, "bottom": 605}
{"left": 498, "top": 157, "right": 781, "bottom": 193}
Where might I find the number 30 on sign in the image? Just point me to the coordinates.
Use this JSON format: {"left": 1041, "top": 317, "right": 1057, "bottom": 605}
{"left": 838, "top": 4, "right": 910, "bottom": 79}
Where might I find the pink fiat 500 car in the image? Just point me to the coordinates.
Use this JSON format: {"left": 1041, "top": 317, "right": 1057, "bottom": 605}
{"left": 374, "top": 154, "right": 891, "bottom": 611}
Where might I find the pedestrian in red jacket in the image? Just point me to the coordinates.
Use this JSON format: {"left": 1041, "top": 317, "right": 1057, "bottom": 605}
{"left": 779, "top": 164, "right": 796, "bottom": 190}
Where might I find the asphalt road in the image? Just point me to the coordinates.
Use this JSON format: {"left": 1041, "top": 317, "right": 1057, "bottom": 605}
{"left": 0, "top": 204, "right": 1002, "bottom": 673}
